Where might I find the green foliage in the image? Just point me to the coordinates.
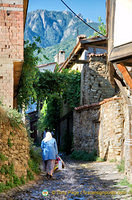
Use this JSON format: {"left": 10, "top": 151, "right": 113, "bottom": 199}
{"left": 17, "top": 38, "right": 42, "bottom": 109}
{"left": 94, "top": 17, "right": 106, "bottom": 36}
{"left": 0, "top": 183, "right": 7, "bottom": 193}
{"left": 119, "top": 177, "right": 130, "bottom": 186}
{"left": 28, "top": 146, "right": 42, "bottom": 174}
{"left": 27, "top": 169, "right": 34, "bottom": 181}
{"left": 0, "top": 153, "right": 8, "bottom": 161}
{"left": 38, "top": 94, "right": 61, "bottom": 131}
{"left": 7, "top": 108, "right": 23, "bottom": 128}
{"left": 12, "top": 174, "right": 21, "bottom": 186}
{"left": 7, "top": 138, "right": 13, "bottom": 148}
{"left": 117, "top": 160, "right": 125, "bottom": 173}
{"left": 96, "top": 157, "right": 105, "bottom": 162}
{"left": 28, "top": 159, "right": 40, "bottom": 175}
{"left": 71, "top": 150, "right": 97, "bottom": 161}
{"left": 37, "top": 69, "right": 81, "bottom": 131}
{"left": 29, "top": 146, "right": 42, "bottom": 163}
{"left": 0, "top": 163, "right": 26, "bottom": 193}
{"left": 60, "top": 131, "right": 73, "bottom": 154}
{"left": 20, "top": 175, "right": 26, "bottom": 184}
{"left": 110, "top": 159, "right": 117, "bottom": 163}
{"left": 37, "top": 39, "right": 76, "bottom": 64}
{"left": 10, "top": 131, "right": 14, "bottom": 136}
{"left": 0, "top": 163, "right": 14, "bottom": 176}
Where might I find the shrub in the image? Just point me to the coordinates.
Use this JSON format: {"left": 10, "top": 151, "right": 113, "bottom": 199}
{"left": 0, "top": 153, "right": 8, "bottom": 161}
{"left": 27, "top": 169, "right": 34, "bottom": 181}
{"left": 117, "top": 160, "right": 125, "bottom": 172}
{"left": 70, "top": 150, "right": 97, "bottom": 161}
{"left": 20, "top": 175, "right": 26, "bottom": 185}
{"left": 28, "top": 146, "right": 42, "bottom": 175}
{"left": 29, "top": 146, "right": 42, "bottom": 164}
{"left": 6, "top": 108, "right": 23, "bottom": 128}
{"left": 120, "top": 177, "right": 129, "bottom": 186}
{"left": 28, "top": 159, "right": 40, "bottom": 175}
{"left": 96, "top": 157, "right": 105, "bottom": 162}
{"left": 7, "top": 138, "right": 13, "bottom": 148}
{"left": 0, "top": 163, "right": 26, "bottom": 193}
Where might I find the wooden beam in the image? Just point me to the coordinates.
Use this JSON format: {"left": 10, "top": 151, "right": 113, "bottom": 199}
{"left": 75, "top": 60, "right": 89, "bottom": 64}
{"left": 114, "top": 78, "right": 131, "bottom": 105}
{"left": 116, "top": 63, "right": 132, "bottom": 89}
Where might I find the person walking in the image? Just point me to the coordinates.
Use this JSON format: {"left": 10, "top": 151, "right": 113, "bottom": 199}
{"left": 41, "top": 131, "right": 58, "bottom": 179}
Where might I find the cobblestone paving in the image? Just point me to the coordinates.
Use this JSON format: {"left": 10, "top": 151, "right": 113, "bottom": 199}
{"left": 0, "top": 158, "right": 132, "bottom": 200}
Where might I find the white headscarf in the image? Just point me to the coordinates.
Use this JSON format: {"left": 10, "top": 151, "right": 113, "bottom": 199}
{"left": 43, "top": 131, "right": 52, "bottom": 143}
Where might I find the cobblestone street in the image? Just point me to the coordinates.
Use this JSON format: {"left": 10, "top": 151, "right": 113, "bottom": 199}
{"left": 0, "top": 158, "right": 132, "bottom": 200}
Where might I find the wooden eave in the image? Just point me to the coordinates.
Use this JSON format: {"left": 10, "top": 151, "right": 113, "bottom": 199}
{"left": 59, "top": 36, "right": 107, "bottom": 72}
{"left": 24, "top": 0, "right": 29, "bottom": 27}
{"left": 13, "top": 0, "right": 29, "bottom": 108}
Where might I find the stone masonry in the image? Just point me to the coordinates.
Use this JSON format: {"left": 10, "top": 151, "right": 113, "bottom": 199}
{"left": 73, "top": 97, "right": 125, "bottom": 162}
{"left": 0, "top": 106, "right": 29, "bottom": 183}
{"left": 0, "top": 0, "right": 24, "bottom": 107}
{"left": 81, "top": 54, "right": 115, "bottom": 105}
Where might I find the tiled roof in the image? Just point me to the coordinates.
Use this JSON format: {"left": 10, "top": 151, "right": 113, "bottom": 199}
{"left": 75, "top": 97, "right": 122, "bottom": 111}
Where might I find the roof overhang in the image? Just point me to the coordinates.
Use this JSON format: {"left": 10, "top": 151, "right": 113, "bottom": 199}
{"left": 59, "top": 36, "right": 107, "bottom": 71}
{"left": 24, "top": 0, "right": 29, "bottom": 27}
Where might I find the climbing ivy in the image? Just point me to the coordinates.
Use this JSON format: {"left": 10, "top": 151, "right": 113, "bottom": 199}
{"left": 17, "top": 37, "right": 47, "bottom": 109}
{"left": 36, "top": 69, "right": 81, "bottom": 131}
{"left": 16, "top": 38, "right": 81, "bottom": 131}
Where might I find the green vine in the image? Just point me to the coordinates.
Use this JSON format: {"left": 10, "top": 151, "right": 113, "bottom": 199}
{"left": 0, "top": 163, "right": 26, "bottom": 193}
{"left": 7, "top": 138, "right": 13, "bottom": 148}
{"left": 37, "top": 69, "right": 81, "bottom": 131}
{"left": 0, "top": 153, "right": 8, "bottom": 161}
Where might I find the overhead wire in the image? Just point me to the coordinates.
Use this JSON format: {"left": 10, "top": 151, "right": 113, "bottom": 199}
{"left": 60, "top": 0, "right": 106, "bottom": 37}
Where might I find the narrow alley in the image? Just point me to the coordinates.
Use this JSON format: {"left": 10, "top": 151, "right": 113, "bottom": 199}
{"left": 0, "top": 158, "right": 131, "bottom": 200}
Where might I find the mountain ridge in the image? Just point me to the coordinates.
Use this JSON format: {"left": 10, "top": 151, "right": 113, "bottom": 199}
{"left": 24, "top": 9, "right": 100, "bottom": 63}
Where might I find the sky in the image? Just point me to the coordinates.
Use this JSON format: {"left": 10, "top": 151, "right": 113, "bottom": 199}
{"left": 28, "top": 0, "right": 106, "bottom": 23}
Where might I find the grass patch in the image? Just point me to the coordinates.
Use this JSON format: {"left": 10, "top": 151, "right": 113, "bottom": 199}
{"left": 28, "top": 146, "right": 42, "bottom": 175}
{"left": 70, "top": 150, "right": 98, "bottom": 161}
{"left": 110, "top": 159, "right": 117, "bottom": 163}
{"left": 0, "top": 163, "right": 26, "bottom": 193}
{"left": 120, "top": 177, "right": 130, "bottom": 186}
{"left": 0, "top": 153, "right": 8, "bottom": 161}
{"left": 27, "top": 169, "right": 34, "bottom": 181}
{"left": 0, "top": 105, "right": 23, "bottom": 129}
{"left": 96, "top": 157, "right": 105, "bottom": 162}
{"left": 7, "top": 108, "right": 23, "bottom": 128}
{"left": 117, "top": 160, "right": 125, "bottom": 173}
{"left": 7, "top": 138, "right": 13, "bottom": 148}
{"left": 28, "top": 159, "right": 40, "bottom": 174}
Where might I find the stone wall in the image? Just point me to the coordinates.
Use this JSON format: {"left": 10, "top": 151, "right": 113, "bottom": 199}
{"left": 81, "top": 54, "right": 115, "bottom": 105}
{"left": 121, "top": 91, "right": 132, "bottom": 182}
{"left": 0, "top": 106, "right": 29, "bottom": 183}
{"left": 73, "top": 97, "right": 125, "bottom": 162}
{"left": 0, "top": 1, "right": 24, "bottom": 107}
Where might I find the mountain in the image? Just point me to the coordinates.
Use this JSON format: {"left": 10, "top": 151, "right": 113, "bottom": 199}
{"left": 37, "top": 39, "right": 76, "bottom": 64}
{"left": 24, "top": 10, "right": 100, "bottom": 63}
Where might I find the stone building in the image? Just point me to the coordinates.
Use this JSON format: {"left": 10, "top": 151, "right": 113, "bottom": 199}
{"left": 58, "top": 36, "right": 117, "bottom": 152}
{"left": 0, "top": 0, "right": 30, "bottom": 184}
{"left": 0, "top": 0, "right": 28, "bottom": 108}
{"left": 107, "top": 0, "right": 132, "bottom": 182}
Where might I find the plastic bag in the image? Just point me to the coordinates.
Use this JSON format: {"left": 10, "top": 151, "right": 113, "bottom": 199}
{"left": 54, "top": 155, "right": 64, "bottom": 172}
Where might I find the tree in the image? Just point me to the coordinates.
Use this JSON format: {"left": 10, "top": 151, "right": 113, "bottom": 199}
{"left": 17, "top": 37, "right": 48, "bottom": 109}
{"left": 94, "top": 17, "right": 106, "bottom": 36}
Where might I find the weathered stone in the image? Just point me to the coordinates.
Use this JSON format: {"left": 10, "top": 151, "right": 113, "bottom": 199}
{"left": 0, "top": 107, "right": 30, "bottom": 183}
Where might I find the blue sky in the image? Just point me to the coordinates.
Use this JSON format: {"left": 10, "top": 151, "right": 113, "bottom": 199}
{"left": 28, "top": 0, "right": 106, "bottom": 23}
